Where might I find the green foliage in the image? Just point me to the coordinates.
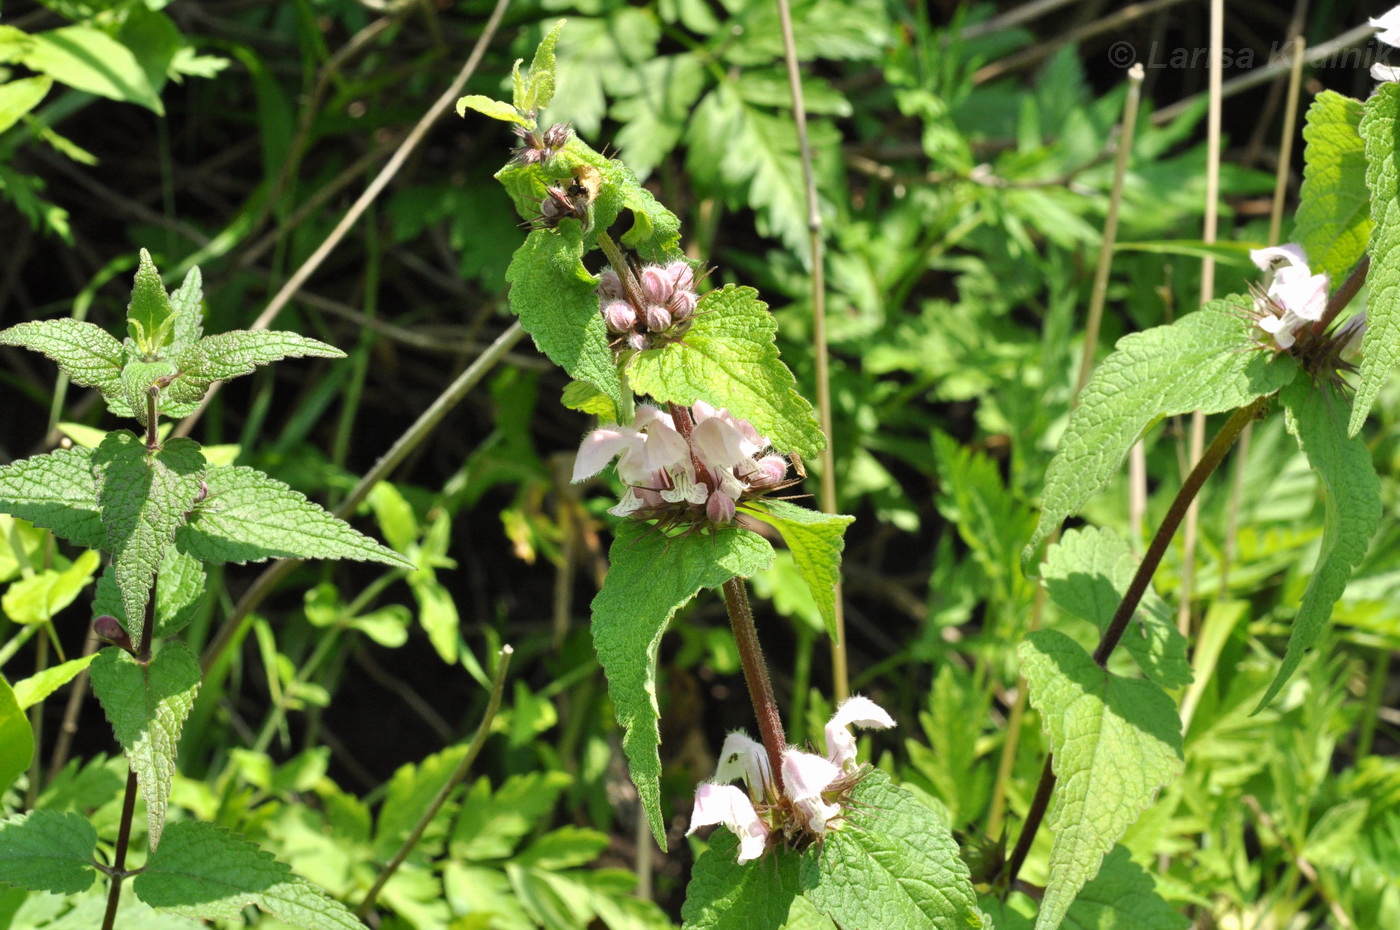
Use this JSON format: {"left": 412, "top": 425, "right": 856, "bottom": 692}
{"left": 0, "top": 674, "right": 32, "bottom": 792}
{"left": 983, "top": 847, "right": 1187, "bottom": 930}
{"left": 0, "top": 448, "right": 104, "bottom": 550}
{"left": 591, "top": 523, "right": 774, "bottom": 847}
{"left": 164, "top": 331, "right": 344, "bottom": 405}
{"left": 0, "top": 811, "right": 98, "bottom": 894}
{"left": 133, "top": 820, "right": 363, "bottom": 929}
{"left": 1019, "top": 631, "right": 1183, "bottom": 930}
{"left": 744, "top": 499, "right": 853, "bottom": 639}
{"left": 1259, "top": 380, "right": 1381, "bottom": 709}
{"left": 629, "top": 285, "right": 825, "bottom": 455}
{"left": 11, "top": 653, "right": 97, "bottom": 709}
{"left": 93, "top": 548, "right": 207, "bottom": 640}
{"left": 2, "top": 548, "right": 99, "bottom": 625}
{"left": 127, "top": 248, "right": 176, "bottom": 353}
{"left": 801, "top": 772, "right": 982, "bottom": 930}
{"left": 1292, "top": 92, "right": 1370, "bottom": 283}
{"left": 89, "top": 642, "right": 201, "bottom": 849}
{"left": 682, "top": 831, "right": 804, "bottom": 930}
{"left": 0, "top": 318, "right": 125, "bottom": 398}
{"left": 1041, "top": 528, "right": 1191, "bottom": 690}
{"left": 1024, "top": 299, "right": 1298, "bottom": 565}
{"left": 91, "top": 431, "right": 205, "bottom": 647}
{"left": 1352, "top": 81, "right": 1400, "bottom": 434}
{"left": 174, "top": 465, "right": 414, "bottom": 568}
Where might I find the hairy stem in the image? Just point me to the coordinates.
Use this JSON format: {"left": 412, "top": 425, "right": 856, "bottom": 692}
{"left": 1314, "top": 255, "right": 1370, "bottom": 336}
{"left": 356, "top": 645, "right": 513, "bottom": 918}
{"left": 1003, "top": 398, "right": 1264, "bottom": 888}
{"left": 723, "top": 577, "right": 787, "bottom": 790}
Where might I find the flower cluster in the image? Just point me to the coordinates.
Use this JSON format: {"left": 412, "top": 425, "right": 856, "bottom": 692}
{"left": 572, "top": 402, "right": 788, "bottom": 524}
{"left": 599, "top": 261, "right": 699, "bottom": 351}
{"left": 1249, "top": 244, "right": 1328, "bottom": 350}
{"left": 511, "top": 122, "right": 572, "bottom": 165}
{"left": 687, "top": 697, "right": 895, "bottom": 862}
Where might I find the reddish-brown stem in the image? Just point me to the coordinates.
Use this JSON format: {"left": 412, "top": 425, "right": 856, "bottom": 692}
{"left": 1003, "top": 398, "right": 1265, "bottom": 889}
{"left": 723, "top": 577, "right": 787, "bottom": 791}
{"left": 1312, "top": 255, "right": 1369, "bottom": 336}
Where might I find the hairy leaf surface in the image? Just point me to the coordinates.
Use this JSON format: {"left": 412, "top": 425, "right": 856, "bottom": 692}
{"left": 629, "top": 285, "right": 825, "bottom": 456}
{"left": 744, "top": 500, "right": 853, "bottom": 640}
{"left": 1352, "top": 81, "right": 1400, "bottom": 433}
{"left": 167, "top": 331, "right": 344, "bottom": 404}
{"left": 1262, "top": 380, "right": 1381, "bottom": 708}
{"left": 682, "top": 830, "right": 803, "bottom": 930}
{"left": 1025, "top": 299, "right": 1297, "bottom": 566}
{"left": 175, "top": 466, "right": 413, "bottom": 568}
{"left": 1020, "top": 630, "right": 1183, "bottom": 930}
{"left": 0, "top": 318, "right": 124, "bottom": 398}
{"left": 89, "top": 642, "right": 201, "bottom": 848}
{"left": 1293, "top": 91, "right": 1370, "bottom": 283}
{"left": 0, "top": 447, "right": 103, "bottom": 549}
{"left": 591, "top": 523, "right": 774, "bottom": 847}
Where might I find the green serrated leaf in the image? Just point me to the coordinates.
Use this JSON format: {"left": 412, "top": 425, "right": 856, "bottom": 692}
{"left": 0, "top": 447, "right": 103, "bottom": 549}
{"left": 92, "top": 432, "right": 204, "bottom": 650}
{"left": 800, "top": 771, "right": 983, "bottom": 930}
{"left": 167, "top": 331, "right": 344, "bottom": 405}
{"left": 451, "top": 770, "right": 574, "bottom": 860}
{"left": 1351, "top": 82, "right": 1400, "bottom": 434}
{"left": 1019, "top": 630, "right": 1183, "bottom": 930}
{"left": 1041, "top": 528, "right": 1192, "bottom": 690}
{"left": 1292, "top": 91, "right": 1370, "bottom": 283}
{"left": 168, "top": 266, "right": 204, "bottom": 352}
{"left": 743, "top": 500, "right": 853, "bottom": 641}
{"left": 681, "top": 830, "right": 803, "bottom": 930}
{"left": 0, "top": 318, "right": 125, "bottom": 399}
{"left": 1058, "top": 846, "right": 1188, "bottom": 930}
{"left": 1260, "top": 380, "right": 1380, "bottom": 709}
{"left": 1024, "top": 298, "right": 1298, "bottom": 567}
{"left": 502, "top": 225, "right": 624, "bottom": 410}
{"left": 457, "top": 94, "right": 532, "bottom": 126}
{"left": 526, "top": 20, "right": 565, "bottom": 113}
{"left": 175, "top": 465, "right": 414, "bottom": 569}
{"left": 629, "top": 285, "right": 825, "bottom": 456}
{"left": 122, "top": 359, "right": 178, "bottom": 425}
{"left": 0, "top": 811, "right": 97, "bottom": 894}
{"left": 127, "top": 249, "right": 175, "bottom": 353}
{"left": 89, "top": 642, "right": 201, "bottom": 849}
{"left": 0, "top": 675, "right": 32, "bottom": 792}
{"left": 13, "top": 653, "right": 97, "bottom": 710}
{"left": 94, "top": 547, "right": 208, "bottom": 640}
{"left": 562, "top": 379, "right": 619, "bottom": 421}
{"left": 591, "top": 523, "right": 774, "bottom": 847}
{"left": 374, "top": 743, "right": 469, "bottom": 861}
{"left": 134, "top": 820, "right": 364, "bottom": 930}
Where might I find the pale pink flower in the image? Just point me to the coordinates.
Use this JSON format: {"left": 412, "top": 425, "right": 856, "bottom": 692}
{"left": 687, "top": 783, "right": 770, "bottom": 863}
{"left": 781, "top": 750, "right": 843, "bottom": 833}
{"left": 1372, "top": 7, "right": 1400, "bottom": 46}
{"left": 824, "top": 695, "right": 897, "bottom": 771}
{"left": 1249, "top": 244, "right": 1329, "bottom": 350}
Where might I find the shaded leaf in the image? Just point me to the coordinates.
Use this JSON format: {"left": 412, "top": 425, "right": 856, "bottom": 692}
{"left": 744, "top": 499, "right": 853, "bottom": 640}
{"left": 0, "top": 811, "right": 97, "bottom": 894}
{"left": 682, "top": 830, "right": 803, "bottom": 930}
{"left": 1352, "top": 81, "right": 1400, "bottom": 433}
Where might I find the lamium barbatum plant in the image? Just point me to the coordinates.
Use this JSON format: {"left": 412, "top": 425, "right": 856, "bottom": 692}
{"left": 0, "top": 250, "right": 414, "bottom": 930}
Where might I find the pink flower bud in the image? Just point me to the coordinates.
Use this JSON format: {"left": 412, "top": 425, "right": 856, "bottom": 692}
{"left": 644, "top": 304, "right": 672, "bottom": 331}
{"left": 640, "top": 266, "right": 672, "bottom": 305}
{"left": 542, "top": 122, "right": 573, "bottom": 149}
{"left": 750, "top": 455, "right": 788, "bottom": 488}
{"left": 707, "top": 490, "right": 737, "bottom": 524}
{"left": 603, "top": 300, "right": 636, "bottom": 332}
{"left": 598, "top": 268, "right": 625, "bottom": 301}
{"left": 664, "top": 260, "right": 695, "bottom": 293}
{"left": 627, "top": 332, "right": 651, "bottom": 351}
{"left": 667, "top": 289, "right": 698, "bottom": 322}
{"left": 94, "top": 615, "right": 132, "bottom": 652}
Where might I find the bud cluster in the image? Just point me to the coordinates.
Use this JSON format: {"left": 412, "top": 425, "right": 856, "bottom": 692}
{"left": 511, "top": 122, "right": 572, "bottom": 165}
{"left": 572, "top": 402, "right": 789, "bottom": 526}
{"left": 598, "top": 261, "right": 699, "bottom": 351}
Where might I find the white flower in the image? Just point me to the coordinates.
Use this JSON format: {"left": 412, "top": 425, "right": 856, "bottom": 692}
{"left": 1248, "top": 244, "right": 1329, "bottom": 350}
{"left": 687, "top": 783, "right": 770, "bottom": 863}
{"left": 1372, "top": 7, "right": 1400, "bottom": 46}
{"left": 824, "top": 695, "right": 897, "bottom": 771}
{"left": 688, "top": 696, "right": 896, "bottom": 858}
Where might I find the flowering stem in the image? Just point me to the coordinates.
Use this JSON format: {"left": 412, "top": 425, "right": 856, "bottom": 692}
{"left": 1002, "top": 398, "right": 1265, "bottom": 890}
{"left": 722, "top": 576, "right": 787, "bottom": 791}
